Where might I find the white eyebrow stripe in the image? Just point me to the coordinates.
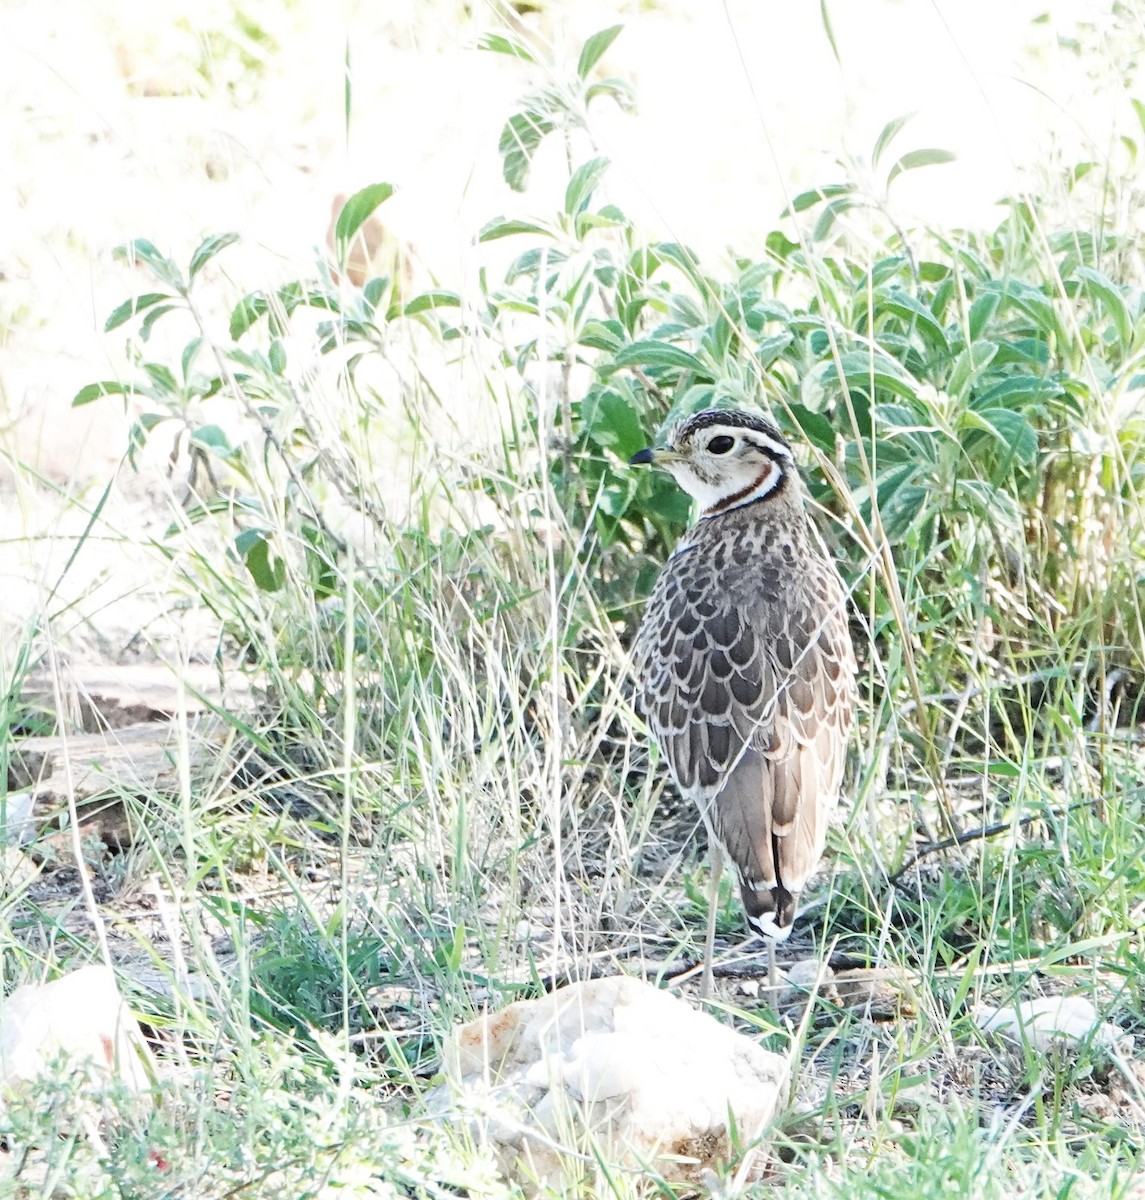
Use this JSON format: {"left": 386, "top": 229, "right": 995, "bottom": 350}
{"left": 743, "top": 434, "right": 793, "bottom": 461}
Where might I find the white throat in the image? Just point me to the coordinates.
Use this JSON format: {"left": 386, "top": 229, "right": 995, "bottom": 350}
{"left": 669, "top": 459, "right": 783, "bottom": 519}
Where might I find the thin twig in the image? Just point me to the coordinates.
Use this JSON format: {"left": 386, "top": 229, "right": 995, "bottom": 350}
{"left": 887, "top": 796, "right": 1104, "bottom": 886}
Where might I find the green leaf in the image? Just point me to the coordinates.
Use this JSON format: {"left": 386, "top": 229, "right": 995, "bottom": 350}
{"left": 880, "top": 481, "right": 931, "bottom": 540}
{"left": 73, "top": 380, "right": 131, "bottom": 407}
{"left": 230, "top": 291, "right": 269, "bottom": 339}
{"left": 646, "top": 242, "right": 708, "bottom": 291}
{"left": 951, "top": 944, "right": 982, "bottom": 1020}
{"left": 139, "top": 303, "right": 178, "bottom": 341}
{"left": 968, "top": 408, "right": 1039, "bottom": 470}
{"left": 885, "top": 148, "right": 956, "bottom": 187}
{"left": 875, "top": 403, "right": 941, "bottom": 461}
{"left": 868, "top": 257, "right": 911, "bottom": 287}
{"left": 610, "top": 340, "right": 709, "bottom": 375}
{"left": 946, "top": 340, "right": 998, "bottom": 398}
{"left": 579, "top": 320, "right": 625, "bottom": 352}
{"left": 645, "top": 472, "right": 693, "bottom": 527}
{"left": 918, "top": 260, "right": 951, "bottom": 285}
{"left": 756, "top": 330, "right": 794, "bottom": 368}
{"left": 188, "top": 232, "right": 239, "bottom": 278}
{"left": 781, "top": 182, "right": 854, "bottom": 217}
{"left": 872, "top": 112, "right": 915, "bottom": 170}
{"left": 574, "top": 207, "right": 626, "bottom": 238}
{"left": 577, "top": 24, "right": 623, "bottom": 79}
{"left": 503, "top": 247, "right": 562, "bottom": 282}
{"left": 181, "top": 337, "right": 203, "bottom": 382}
{"left": 475, "top": 31, "right": 538, "bottom": 63}
{"left": 142, "top": 362, "right": 179, "bottom": 395}
{"left": 189, "top": 424, "right": 234, "bottom": 456}
{"left": 997, "top": 280, "right": 1060, "bottom": 338}
{"left": 992, "top": 341, "right": 1049, "bottom": 374}
{"left": 498, "top": 103, "right": 561, "bottom": 192}
{"left": 565, "top": 156, "right": 610, "bottom": 217}
{"left": 583, "top": 389, "right": 644, "bottom": 457}
{"left": 344, "top": 38, "right": 352, "bottom": 137}
{"left": 787, "top": 403, "right": 835, "bottom": 453}
{"left": 1074, "top": 265, "right": 1133, "bottom": 349}
{"left": 818, "top": 0, "right": 841, "bottom": 68}
{"left": 957, "top": 409, "right": 995, "bottom": 437}
{"left": 824, "top": 349, "right": 921, "bottom": 403}
{"left": 765, "top": 229, "right": 799, "bottom": 259}
{"left": 597, "top": 477, "right": 638, "bottom": 520}
{"left": 477, "top": 216, "right": 554, "bottom": 243}
{"left": 584, "top": 77, "right": 637, "bottom": 112}
{"left": 363, "top": 276, "right": 388, "bottom": 309}
{"left": 403, "top": 290, "right": 461, "bottom": 315}
{"left": 971, "top": 375, "right": 1063, "bottom": 413}
{"left": 334, "top": 183, "right": 395, "bottom": 262}
{"left": 114, "top": 239, "right": 184, "bottom": 290}
{"left": 812, "top": 195, "right": 861, "bottom": 241}
{"left": 236, "top": 530, "right": 286, "bottom": 592}
{"left": 967, "top": 290, "right": 1000, "bottom": 341}
{"left": 303, "top": 523, "right": 339, "bottom": 601}
{"left": 104, "top": 292, "right": 174, "bottom": 333}
{"left": 1120, "top": 133, "right": 1139, "bottom": 172}
{"left": 1067, "top": 161, "right": 1099, "bottom": 189}
{"left": 877, "top": 289, "right": 949, "bottom": 352}
{"left": 283, "top": 281, "right": 340, "bottom": 317}
{"left": 863, "top": 461, "right": 926, "bottom": 537}
{"left": 137, "top": 411, "right": 167, "bottom": 435}
{"left": 167, "top": 494, "right": 254, "bottom": 536}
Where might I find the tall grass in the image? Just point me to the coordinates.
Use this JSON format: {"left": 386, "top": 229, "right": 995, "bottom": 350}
{"left": 3, "top": 14, "right": 1145, "bottom": 1198}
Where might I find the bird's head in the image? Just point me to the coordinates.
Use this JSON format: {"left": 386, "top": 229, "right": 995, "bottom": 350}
{"left": 630, "top": 408, "right": 795, "bottom": 518}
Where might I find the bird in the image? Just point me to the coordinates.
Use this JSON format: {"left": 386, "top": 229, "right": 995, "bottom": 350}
{"left": 629, "top": 408, "right": 856, "bottom": 997}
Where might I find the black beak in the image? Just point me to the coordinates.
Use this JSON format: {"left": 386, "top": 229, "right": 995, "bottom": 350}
{"left": 629, "top": 447, "right": 655, "bottom": 465}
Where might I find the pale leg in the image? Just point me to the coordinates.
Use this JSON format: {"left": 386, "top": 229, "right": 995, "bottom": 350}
{"left": 767, "top": 939, "right": 779, "bottom": 996}
{"left": 701, "top": 848, "right": 721, "bottom": 999}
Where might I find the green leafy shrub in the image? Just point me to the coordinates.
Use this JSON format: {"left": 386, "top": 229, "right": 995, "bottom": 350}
{"left": 475, "top": 108, "right": 1145, "bottom": 695}
{"left": 43, "top": 22, "right": 1145, "bottom": 1193}
{"left": 75, "top": 20, "right": 1145, "bottom": 922}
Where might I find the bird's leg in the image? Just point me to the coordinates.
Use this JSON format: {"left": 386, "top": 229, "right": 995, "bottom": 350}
{"left": 767, "top": 939, "right": 779, "bottom": 997}
{"left": 701, "top": 847, "right": 721, "bottom": 999}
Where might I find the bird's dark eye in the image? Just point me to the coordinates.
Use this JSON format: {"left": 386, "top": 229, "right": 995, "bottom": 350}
{"left": 708, "top": 435, "right": 735, "bottom": 455}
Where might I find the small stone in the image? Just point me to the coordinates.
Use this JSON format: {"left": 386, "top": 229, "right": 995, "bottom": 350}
{"left": 833, "top": 968, "right": 913, "bottom": 1020}
{"left": 0, "top": 846, "right": 40, "bottom": 893}
{"left": 514, "top": 920, "right": 541, "bottom": 943}
{"left": 776, "top": 958, "right": 838, "bottom": 1020}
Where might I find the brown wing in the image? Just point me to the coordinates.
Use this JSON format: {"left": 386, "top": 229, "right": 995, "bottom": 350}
{"left": 634, "top": 549, "right": 855, "bottom": 936}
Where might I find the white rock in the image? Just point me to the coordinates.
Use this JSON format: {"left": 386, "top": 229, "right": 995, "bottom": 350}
{"left": 974, "top": 996, "right": 1133, "bottom": 1056}
{"left": 0, "top": 790, "right": 36, "bottom": 847}
{"left": 0, "top": 965, "right": 153, "bottom": 1101}
{"left": 439, "top": 975, "right": 788, "bottom": 1189}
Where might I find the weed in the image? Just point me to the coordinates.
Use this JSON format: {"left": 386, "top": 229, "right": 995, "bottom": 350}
{"left": 3, "top": 10, "right": 1145, "bottom": 1197}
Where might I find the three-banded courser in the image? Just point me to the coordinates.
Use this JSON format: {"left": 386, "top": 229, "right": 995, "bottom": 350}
{"left": 630, "top": 409, "right": 856, "bottom": 997}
